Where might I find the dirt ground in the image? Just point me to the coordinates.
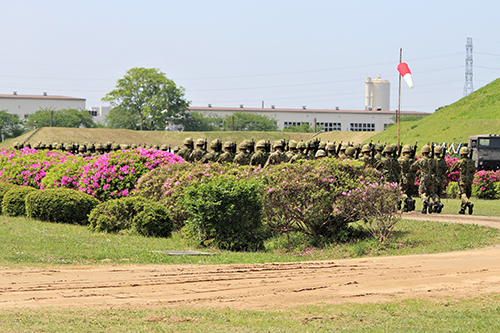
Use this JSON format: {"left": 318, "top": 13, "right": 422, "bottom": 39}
{"left": 1, "top": 213, "right": 500, "bottom": 310}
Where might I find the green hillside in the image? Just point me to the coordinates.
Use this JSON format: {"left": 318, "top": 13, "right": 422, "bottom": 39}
{"left": 1, "top": 127, "right": 377, "bottom": 149}
{"left": 369, "top": 77, "right": 500, "bottom": 144}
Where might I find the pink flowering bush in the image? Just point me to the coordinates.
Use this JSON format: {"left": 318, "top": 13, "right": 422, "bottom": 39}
{"left": 472, "top": 170, "right": 500, "bottom": 199}
{"left": 263, "top": 159, "right": 399, "bottom": 243}
{"left": 0, "top": 149, "right": 79, "bottom": 189}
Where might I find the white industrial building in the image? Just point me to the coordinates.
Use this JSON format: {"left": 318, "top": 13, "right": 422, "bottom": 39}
{"left": 187, "top": 105, "right": 429, "bottom": 132}
{"left": 0, "top": 92, "right": 86, "bottom": 118}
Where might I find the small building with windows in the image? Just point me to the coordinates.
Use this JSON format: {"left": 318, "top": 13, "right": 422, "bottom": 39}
{"left": 188, "top": 105, "right": 429, "bottom": 132}
{"left": 0, "top": 92, "right": 86, "bottom": 118}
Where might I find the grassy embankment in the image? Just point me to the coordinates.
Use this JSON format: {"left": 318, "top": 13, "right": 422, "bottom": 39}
{"left": 369, "top": 77, "right": 500, "bottom": 145}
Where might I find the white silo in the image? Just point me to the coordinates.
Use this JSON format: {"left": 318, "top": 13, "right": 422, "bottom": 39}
{"left": 365, "top": 77, "right": 390, "bottom": 111}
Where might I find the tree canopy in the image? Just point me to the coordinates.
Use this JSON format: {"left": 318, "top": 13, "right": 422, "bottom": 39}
{"left": 24, "top": 108, "right": 95, "bottom": 130}
{"left": 102, "top": 67, "right": 190, "bottom": 131}
{"left": 0, "top": 110, "right": 26, "bottom": 140}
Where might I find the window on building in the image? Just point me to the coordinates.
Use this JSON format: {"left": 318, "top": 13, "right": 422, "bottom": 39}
{"left": 88, "top": 110, "right": 98, "bottom": 117}
{"left": 350, "top": 123, "right": 375, "bottom": 132}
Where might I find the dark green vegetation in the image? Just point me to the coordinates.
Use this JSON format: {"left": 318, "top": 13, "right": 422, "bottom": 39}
{"left": 370, "top": 77, "right": 500, "bottom": 144}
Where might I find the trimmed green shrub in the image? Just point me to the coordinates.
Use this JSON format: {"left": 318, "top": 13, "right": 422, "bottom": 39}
{"left": 0, "top": 182, "right": 17, "bottom": 207}
{"left": 88, "top": 196, "right": 173, "bottom": 237}
{"left": 183, "top": 177, "right": 265, "bottom": 251}
{"left": 26, "top": 188, "right": 101, "bottom": 225}
{"left": 2, "top": 186, "right": 37, "bottom": 216}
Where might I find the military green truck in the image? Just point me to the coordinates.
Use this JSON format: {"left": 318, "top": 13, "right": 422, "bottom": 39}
{"left": 468, "top": 134, "right": 500, "bottom": 170}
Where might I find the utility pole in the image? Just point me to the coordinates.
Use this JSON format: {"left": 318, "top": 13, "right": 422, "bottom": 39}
{"left": 464, "top": 37, "right": 474, "bottom": 96}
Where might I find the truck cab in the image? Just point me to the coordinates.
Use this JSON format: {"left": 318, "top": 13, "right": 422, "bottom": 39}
{"left": 469, "top": 134, "right": 500, "bottom": 170}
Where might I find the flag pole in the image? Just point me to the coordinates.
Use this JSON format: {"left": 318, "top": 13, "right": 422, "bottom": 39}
{"left": 397, "top": 48, "right": 402, "bottom": 148}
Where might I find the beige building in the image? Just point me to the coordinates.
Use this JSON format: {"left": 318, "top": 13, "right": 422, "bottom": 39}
{"left": 188, "top": 105, "right": 429, "bottom": 132}
{"left": 0, "top": 92, "right": 86, "bottom": 118}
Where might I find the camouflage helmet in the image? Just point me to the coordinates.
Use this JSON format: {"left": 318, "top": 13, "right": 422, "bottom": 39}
{"left": 33, "top": 142, "right": 41, "bottom": 149}
{"left": 223, "top": 141, "right": 233, "bottom": 149}
{"left": 297, "top": 141, "right": 307, "bottom": 149}
{"left": 153, "top": 144, "right": 160, "bottom": 150}
{"left": 173, "top": 146, "right": 180, "bottom": 153}
{"left": 111, "top": 143, "right": 120, "bottom": 151}
{"left": 256, "top": 139, "right": 266, "bottom": 149}
{"left": 339, "top": 144, "right": 346, "bottom": 151}
{"left": 375, "top": 143, "right": 384, "bottom": 151}
{"left": 346, "top": 147, "right": 356, "bottom": 155}
{"left": 13, "top": 142, "right": 19, "bottom": 149}
{"left": 87, "top": 142, "right": 95, "bottom": 151}
{"left": 130, "top": 144, "right": 138, "bottom": 149}
{"left": 239, "top": 141, "right": 248, "bottom": 150}
{"left": 196, "top": 138, "right": 205, "bottom": 146}
{"left": 434, "top": 146, "right": 443, "bottom": 154}
{"left": 361, "top": 144, "right": 371, "bottom": 153}
{"left": 318, "top": 141, "right": 327, "bottom": 149}
{"left": 402, "top": 144, "right": 412, "bottom": 153}
{"left": 78, "top": 144, "right": 86, "bottom": 152}
{"left": 421, "top": 145, "right": 431, "bottom": 154}
{"left": 315, "top": 150, "right": 326, "bottom": 158}
{"left": 160, "top": 144, "right": 169, "bottom": 151}
{"left": 210, "top": 139, "right": 221, "bottom": 149}
{"left": 65, "top": 143, "right": 74, "bottom": 151}
{"left": 326, "top": 142, "right": 335, "bottom": 151}
{"left": 183, "top": 137, "right": 193, "bottom": 145}
{"left": 95, "top": 143, "right": 103, "bottom": 151}
{"left": 288, "top": 140, "right": 298, "bottom": 149}
{"left": 459, "top": 146, "right": 469, "bottom": 155}
{"left": 55, "top": 143, "right": 63, "bottom": 150}
{"left": 120, "top": 144, "right": 130, "bottom": 150}
{"left": 382, "top": 146, "right": 392, "bottom": 154}
{"left": 274, "top": 140, "right": 284, "bottom": 148}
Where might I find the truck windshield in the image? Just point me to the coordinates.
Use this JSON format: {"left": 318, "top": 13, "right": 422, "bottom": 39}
{"left": 478, "top": 138, "right": 500, "bottom": 148}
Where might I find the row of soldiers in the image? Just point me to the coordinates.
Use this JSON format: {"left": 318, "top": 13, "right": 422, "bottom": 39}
{"left": 176, "top": 137, "right": 475, "bottom": 215}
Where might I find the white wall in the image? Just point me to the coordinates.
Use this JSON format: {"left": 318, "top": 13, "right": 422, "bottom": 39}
{"left": 0, "top": 94, "right": 86, "bottom": 118}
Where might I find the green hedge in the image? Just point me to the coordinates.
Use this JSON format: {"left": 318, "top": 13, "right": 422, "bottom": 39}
{"left": 26, "top": 188, "right": 101, "bottom": 225}
{"left": 2, "top": 186, "right": 37, "bottom": 216}
{"left": 0, "top": 182, "right": 17, "bottom": 208}
{"left": 183, "top": 177, "right": 265, "bottom": 251}
{"left": 88, "top": 196, "right": 173, "bottom": 237}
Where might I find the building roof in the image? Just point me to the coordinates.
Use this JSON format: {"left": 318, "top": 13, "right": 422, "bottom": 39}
{"left": 0, "top": 93, "right": 85, "bottom": 101}
{"left": 188, "top": 106, "right": 430, "bottom": 115}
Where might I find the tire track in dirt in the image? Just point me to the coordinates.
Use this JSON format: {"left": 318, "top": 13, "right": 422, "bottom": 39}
{"left": 0, "top": 214, "right": 499, "bottom": 310}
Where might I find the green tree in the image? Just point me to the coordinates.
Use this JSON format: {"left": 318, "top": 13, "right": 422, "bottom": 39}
{"left": 102, "top": 67, "right": 190, "bottom": 131}
{"left": 222, "top": 112, "right": 278, "bottom": 131}
{"left": 0, "top": 110, "right": 25, "bottom": 140}
{"left": 179, "top": 111, "right": 224, "bottom": 131}
{"left": 283, "top": 123, "right": 314, "bottom": 133}
{"left": 25, "top": 108, "right": 95, "bottom": 130}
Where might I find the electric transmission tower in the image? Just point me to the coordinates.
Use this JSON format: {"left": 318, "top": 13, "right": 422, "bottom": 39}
{"left": 464, "top": 37, "right": 474, "bottom": 96}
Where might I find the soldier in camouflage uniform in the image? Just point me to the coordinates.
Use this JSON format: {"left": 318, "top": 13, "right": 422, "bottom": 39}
{"left": 250, "top": 140, "right": 269, "bottom": 168}
{"left": 326, "top": 142, "right": 337, "bottom": 158}
{"left": 266, "top": 140, "right": 287, "bottom": 166}
{"left": 177, "top": 138, "right": 194, "bottom": 162}
{"left": 448, "top": 146, "right": 475, "bottom": 215}
{"left": 189, "top": 138, "right": 207, "bottom": 162}
{"left": 398, "top": 145, "right": 416, "bottom": 212}
{"left": 358, "top": 144, "right": 374, "bottom": 167}
{"left": 434, "top": 146, "right": 448, "bottom": 201}
{"left": 200, "top": 139, "right": 222, "bottom": 163}
{"left": 217, "top": 141, "right": 235, "bottom": 164}
{"left": 337, "top": 144, "right": 347, "bottom": 159}
{"left": 411, "top": 145, "right": 442, "bottom": 214}
{"left": 374, "top": 143, "right": 384, "bottom": 163}
{"left": 306, "top": 141, "right": 316, "bottom": 160}
{"left": 233, "top": 141, "right": 251, "bottom": 165}
{"left": 375, "top": 145, "right": 401, "bottom": 184}
{"left": 344, "top": 146, "right": 356, "bottom": 160}
{"left": 290, "top": 141, "right": 308, "bottom": 163}
{"left": 286, "top": 140, "right": 298, "bottom": 161}
{"left": 315, "top": 149, "right": 327, "bottom": 159}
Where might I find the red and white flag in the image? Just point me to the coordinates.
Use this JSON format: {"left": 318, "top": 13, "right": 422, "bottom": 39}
{"left": 397, "top": 62, "right": 414, "bottom": 89}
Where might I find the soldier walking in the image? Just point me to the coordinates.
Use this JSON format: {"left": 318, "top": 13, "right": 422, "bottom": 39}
{"left": 448, "top": 146, "right": 475, "bottom": 214}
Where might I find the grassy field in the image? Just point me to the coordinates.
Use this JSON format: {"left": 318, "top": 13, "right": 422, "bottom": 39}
{"left": 1, "top": 294, "right": 500, "bottom": 332}
{"left": 0, "top": 200, "right": 499, "bottom": 268}
{"left": 1, "top": 127, "right": 377, "bottom": 149}
{"left": 369, "top": 77, "right": 500, "bottom": 144}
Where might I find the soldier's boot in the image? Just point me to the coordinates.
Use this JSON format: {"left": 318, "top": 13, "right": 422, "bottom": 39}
{"left": 408, "top": 199, "right": 416, "bottom": 212}
{"left": 458, "top": 208, "right": 466, "bottom": 214}
{"left": 467, "top": 202, "right": 474, "bottom": 215}
{"left": 397, "top": 200, "right": 402, "bottom": 211}
{"left": 421, "top": 201, "right": 429, "bottom": 214}
{"left": 427, "top": 201, "right": 433, "bottom": 214}
{"left": 434, "top": 202, "right": 444, "bottom": 214}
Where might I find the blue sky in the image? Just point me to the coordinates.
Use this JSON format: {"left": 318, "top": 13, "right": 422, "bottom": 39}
{"left": 1, "top": 0, "right": 499, "bottom": 112}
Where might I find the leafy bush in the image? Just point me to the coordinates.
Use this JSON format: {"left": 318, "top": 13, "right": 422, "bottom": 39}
{"left": 447, "top": 182, "right": 459, "bottom": 199}
{"left": 26, "top": 188, "right": 100, "bottom": 225}
{"left": 263, "top": 159, "right": 395, "bottom": 243}
{"left": 0, "top": 182, "right": 17, "bottom": 206}
{"left": 2, "top": 186, "right": 37, "bottom": 216}
{"left": 472, "top": 170, "right": 500, "bottom": 199}
{"left": 88, "top": 196, "right": 173, "bottom": 237}
{"left": 183, "top": 177, "right": 265, "bottom": 251}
